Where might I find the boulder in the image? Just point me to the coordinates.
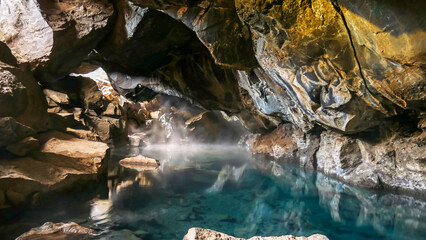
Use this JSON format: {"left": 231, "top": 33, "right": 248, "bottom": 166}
{"left": 0, "top": 63, "right": 49, "bottom": 146}
{"left": 16, "top": 222, "right": 94, "bottom": 240}
{"left": 0, "top": 131, "right": 109, "bottom": 206}
{"left": 182, "top": 228, "right": 329, "bottom": 240}
{"left": 102, "top": 101, "right": 122, "bottom": 116}
{"left": 65, "top": 128, "right": 100, "bottom": 142}
{"left": 316, "top": 131, "right": 426, "bottom": 193}
{"left": 6, "top": 136, "right": 40, "bottom": 157}
{"left": 0, "top": 0, "right": 114, "bottom": 81}
{"left": 85, "top": 115, "right": 127, "bottom": 143}
{"left": 251, "top": 124, "right": 320, "bottom": 169}
{"left": 119, "top": 155, "right": 160, "bottom": 171}
{"left": 0, "top": 117, "right": 35, "bottom": 147}
{"left": 43, "top": 89, "right": 70, "bottom": 107}
{"left": 75, "top": 76, "right": 104, "bottom": 111}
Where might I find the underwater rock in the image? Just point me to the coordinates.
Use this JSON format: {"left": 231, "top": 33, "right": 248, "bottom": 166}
{"left": 182, "top": 227, "right": 329, "bottom": 240}
{"left": 16, "top": 222, "right": 94, "bottom": 240}
{"left": 315, "top": 172, "right": 426, "bottom": 235}
{"left": 119, "top": 155, "right": 160, "bottom": 171}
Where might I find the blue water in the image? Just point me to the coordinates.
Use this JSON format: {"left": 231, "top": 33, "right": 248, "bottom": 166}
{"left": 1, "top": 145, "right": 425, "bottom": 239}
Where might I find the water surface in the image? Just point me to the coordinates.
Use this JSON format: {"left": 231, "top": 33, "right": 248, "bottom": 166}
{"left": 1, "top": 145, "right": 425, "bottom": 240}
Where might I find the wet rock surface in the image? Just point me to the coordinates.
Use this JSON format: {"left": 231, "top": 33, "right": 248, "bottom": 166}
{"left": 183, "top": 227, "right": 329, "bottom": 240}
{"left": 317, "top": 130, "right": 426, "bottom": 194}
{"left": 0, "top": 0, "right": 424, "bottom": 196}
{"left": 119, "top": 155, "right": 160, "bottom": 171}
{"left": 235, "top": 0, "right": 425, "bottom": 133}
{"left": 250, "top": 124, "right": 320, "bottom": 169}
{"left": 16, "top": 222, "right": 94, "bottom": 240}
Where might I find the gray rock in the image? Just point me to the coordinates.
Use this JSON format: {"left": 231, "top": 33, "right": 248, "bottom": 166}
{"left": 0, "top": 0, "right": 114, "bottom": 82}
{"left": 251, "top": 124, "right": 320, "bottom": 169}
{"left": 182, "top": 227, "right": 329, "bottom": 240}
{"left": 16, "top": 222, "right": 94, "bottom": 240}
{"left": 316, "top": 131, "right": 426, "bottom": 193}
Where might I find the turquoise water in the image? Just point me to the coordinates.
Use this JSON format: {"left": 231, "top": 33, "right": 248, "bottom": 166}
{"left": 1, "top": 145, "right": 425, "bottom": 239}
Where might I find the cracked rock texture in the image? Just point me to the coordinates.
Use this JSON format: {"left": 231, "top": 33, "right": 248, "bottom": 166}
{"left": 235, "top": 0, "right": 425, "bottom": 133}
{"left": 183, "top": 227, "right": 329, "bottom": 240}
{"left": 0, "top": 0, "right": 425, "bottom": 193}
{"left": 0, "top": 131, "right": 109, "bottom": 207}
{"left": 0, "top": 62, "right": 49, "bottom": 147}
{"left": 16, "top": 222, "right": 94, "bottom": 240}
{"left": 0, "top": 0, "right": 114, "bottom": 82}
{"left": 317, "top": 130, "right": 426, "bottom": 193}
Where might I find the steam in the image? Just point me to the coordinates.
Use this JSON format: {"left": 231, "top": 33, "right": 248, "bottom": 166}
{"left": 127, "top": 94, "right": 248, "bottom": 149}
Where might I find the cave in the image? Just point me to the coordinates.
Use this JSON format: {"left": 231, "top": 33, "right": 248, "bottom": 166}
{"left": 0, "top": 0, "right": 425, "bottom": 239}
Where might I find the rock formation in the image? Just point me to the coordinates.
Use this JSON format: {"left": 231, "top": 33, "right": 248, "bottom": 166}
{"left": 0, "top": 0, "right": 114, "bottom": 81}
{"left": 183, "top": 228, "right": 329, "bottom": 240}
{"left": 0, "top": 0, "right": 424, "bottom": 195}
{"left": 16, "top": 222, "right": 94, "bottom": 240}
{"left": 0, "top": 131, "right": 109, "bottom": 207}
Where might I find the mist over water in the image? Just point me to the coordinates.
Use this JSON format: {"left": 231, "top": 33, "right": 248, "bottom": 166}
{"left": 1, "top": 144, "right": 425, "bottom": 240}
{"left": 126, "top": 94, "right": 249, "bottom": 150}
{"left": 101, "top": 145, "right": 426, "bottom": 240}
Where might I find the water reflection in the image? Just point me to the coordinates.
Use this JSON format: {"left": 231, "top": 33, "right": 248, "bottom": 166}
{"left": 98, "top": 145, "right": 426, "bottom": 240}
{"left": 207, "top": 164, "right": 247, "bottom": 193}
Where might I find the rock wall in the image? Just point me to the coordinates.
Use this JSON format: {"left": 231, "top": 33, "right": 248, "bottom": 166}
{"left": 0, "top": 0, "right": 424, "bottom": 193}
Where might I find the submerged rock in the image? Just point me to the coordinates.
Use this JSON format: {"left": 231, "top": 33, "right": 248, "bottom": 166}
{"left": 16, "top": 222, "right": 94, "bottom": 240}
{"left": 182, "top": 228, "right": 329, "bottom": 240}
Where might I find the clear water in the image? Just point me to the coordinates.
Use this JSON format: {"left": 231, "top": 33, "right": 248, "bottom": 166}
{"left": 1, "top": 145, "right": 425, "bottom": 240}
